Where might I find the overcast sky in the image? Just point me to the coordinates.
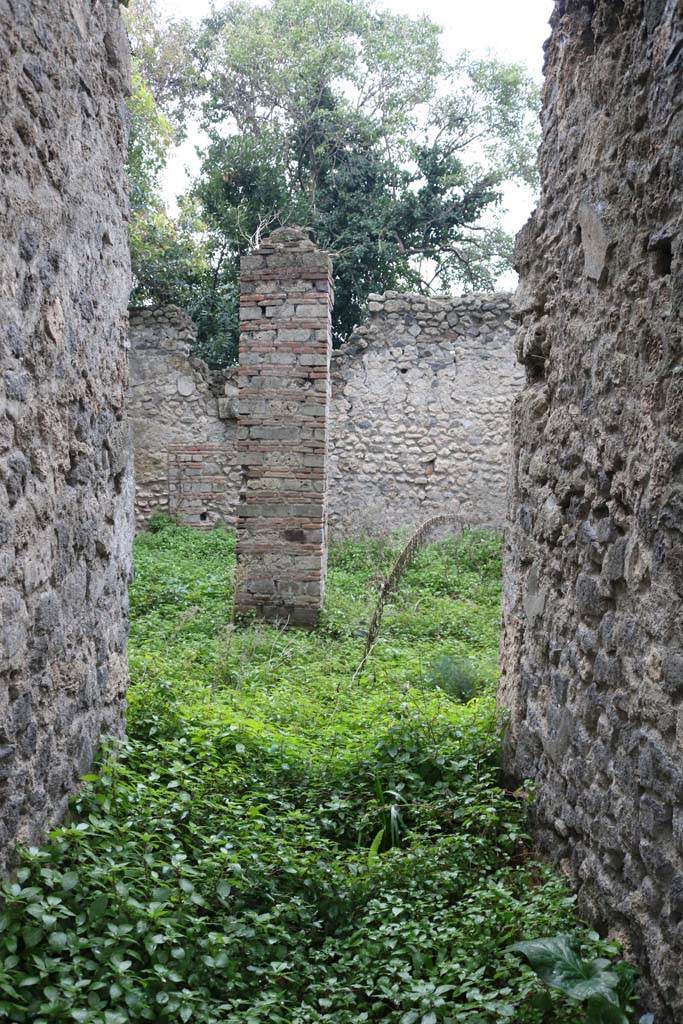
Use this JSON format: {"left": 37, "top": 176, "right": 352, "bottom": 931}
{"left": 158, "top": 0, "right": 552, "bottom": 72}
{"left": 157, "top": 0, "right": 554, "bottom": 288}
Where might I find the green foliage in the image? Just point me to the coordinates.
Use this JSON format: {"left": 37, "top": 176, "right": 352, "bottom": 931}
{"left": 126, "top": 62, "right": 211, "bottom": 317}
{"left": 146, "top": 511, "right": 177, "bottom": 533}
{"left": 508, "top": 936, "right": 648, "bottom": 1024}
{"left": 0, "top": 527, "right": 638, "bottom": 1022}
{"left": 124, "top": 0, "right": 540, "bottom": 365}
{"left": 129, "top": 201, "right": 199, "bottom": 293}
{"left": 190, "top": 0, "right": 540, "bottom": 356}
{"left": 123, "top": 0, "right": 197, "bottom": 138}
{"left": 127, "top": 68, "right": 172, "bottom": 215}
{"left": 423, "top": 654, "right": 482, "bottom": 702}
{"left": 125, "top": 1, "right": 233, "bottom": 363}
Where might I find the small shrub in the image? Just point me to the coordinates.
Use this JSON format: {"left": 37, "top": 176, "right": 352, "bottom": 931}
{"left": 146, "top": 510, "right": 176, "bottom": 532}
{"left": 422, "top": 654, "right": 482, "bottom": 702}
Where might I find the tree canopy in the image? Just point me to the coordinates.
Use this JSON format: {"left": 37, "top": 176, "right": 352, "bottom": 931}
{"left": 124, "top": 0, "right": 539, "bottom": 366}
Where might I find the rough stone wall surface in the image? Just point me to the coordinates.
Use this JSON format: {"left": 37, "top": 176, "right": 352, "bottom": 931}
{"left": 0, "top": 0, "right": 132, "bottom": 872}
{"left": 128, "top": 306, "right": 239, "bottom": 529}
{"left": 329, "top": 292, "right": 521, "bottom": 536}
{"left": 499, "top": 1, "right": 683, "bottom": 1017}
{"left": 130, "top": 294, "right": 520, "bottom": 536}
{"left": 234, "top": 228, "right": 333, "bottom": 627}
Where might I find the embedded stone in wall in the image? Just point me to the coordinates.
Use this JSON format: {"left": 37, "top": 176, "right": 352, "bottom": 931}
{"left": 234, "top": 228, "right": 333, "bottom": 626}
{"left": 499, "top": 1, "right": 682, "bottom": 1018}
{"left": 128, "top": 306, "right": 240, "bottom": 529}
{"left": 0, "top": 0, "right": 132, "bottom": 873}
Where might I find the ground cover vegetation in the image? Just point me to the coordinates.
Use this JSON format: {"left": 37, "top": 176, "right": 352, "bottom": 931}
{"left": 0, "top": 524, "right": 643, "bottom": 1023}
{"left": 123, "top": 0, "right": 540, "bottom": 366}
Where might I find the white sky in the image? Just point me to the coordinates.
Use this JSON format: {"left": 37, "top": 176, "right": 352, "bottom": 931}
{"left": 157, "top": 0, "right": 553, "bottom": 289}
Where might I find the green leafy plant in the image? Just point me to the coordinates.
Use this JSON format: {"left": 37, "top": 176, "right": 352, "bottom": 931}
{"left": 370, "top": 777, "right": 407, "bottom": 854}
{"left": 423, "top": 654, "right": 481, "bottom": 702}
{"left": 146, "top": 510, "right": 177, "bottom": 532}
{"left": 0, "top": 527, "right": 641, "bottom": 1023}
{"left": 508, "top": 934, "right": 650, "bottom": 1024}
{"left": 362, "top": 514, "right": 462, "bottom": 659}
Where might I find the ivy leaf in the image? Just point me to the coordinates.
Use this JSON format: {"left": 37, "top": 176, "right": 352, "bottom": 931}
{"left": 22, "top": 926, "right": 43, "bottom": 949}
{"left": 88, "top": 895, "right": 108, "bottom": 920}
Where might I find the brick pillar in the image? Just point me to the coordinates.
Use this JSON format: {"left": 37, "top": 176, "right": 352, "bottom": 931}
{"left": 234, "top": 227, "right": 333, "bottom": 627}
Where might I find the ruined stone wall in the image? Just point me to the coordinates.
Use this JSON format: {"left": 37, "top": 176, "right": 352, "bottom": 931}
{"left": 329, "top": 292, "right": 521, "bottom": 535}
{"left": 234, "top": 228, "right": 333, "bottom": 627}
{"left": 0, "top": 0, "right": 132, "bottom": 871}
{"left": 130, "top": 294, "right": 520, "bottom": 536}
{"left": 128, "top": 306, "right": 239, "bottom": 529}
{"left": 499, "top": 1, "right": 683, "bottom": 1017}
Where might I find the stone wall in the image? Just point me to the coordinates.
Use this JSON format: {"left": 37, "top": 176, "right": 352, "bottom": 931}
{"left": 0, "top": 0, "right": 132, "bottom": 871}
{"left": 128, "top": 306, "right": 239, "bottom": 529}
{"left": 499, "top": 1, "right": 682, "bottom": 1017}
{"left": 130, "top": 293, "right": 520, "bottom": 536}
{"left": 234, "top": 227, "right": 333, "bottom": 627}
{"left": 329, "top": 292, "right": 522, "bottom": 535}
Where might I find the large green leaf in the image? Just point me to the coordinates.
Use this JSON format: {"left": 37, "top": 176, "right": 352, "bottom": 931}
{"left": 509, "top": 935, "right": 624, "bottom": 1011}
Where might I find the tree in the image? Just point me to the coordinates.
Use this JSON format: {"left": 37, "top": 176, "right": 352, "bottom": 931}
{"left": 123, "top": 0, "right": 540, "bottom": 366}
{"left": 123, "top": 0, "right": 197, "bottom": 139}
{"left": 124, "top": 4, "right": 226, "bottom": 364}
{"left": 188, "top": 0, "right": 540, "bottom": 356}
{"left": 126, "top": 67, "right": 172, "bottom": 215}
{"left": 125, "top": 66, "right": 205, "bottom": 312}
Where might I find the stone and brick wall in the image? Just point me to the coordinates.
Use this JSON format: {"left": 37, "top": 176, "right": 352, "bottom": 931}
{"left": 329, "top": 292, "right": 522, "bottom": 535}
{"left": 0, "top": 0, "right": 132, "bottom": 871}
{"left": 499, "top": 1, "right": 682, "bottom": 1017}
{"left": 129, "top": 293, "right": 520, "bottom": 536}
{"left": 128, "top": 306, "right": 239, "bottom": 529}
{"left": 234, "top": 228, "right": 333, "bottom": 626}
